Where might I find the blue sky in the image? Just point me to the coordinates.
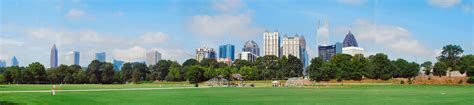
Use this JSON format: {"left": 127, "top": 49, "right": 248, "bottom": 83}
{"left": 1, "top": 0, "right": 473, "bottom": 67}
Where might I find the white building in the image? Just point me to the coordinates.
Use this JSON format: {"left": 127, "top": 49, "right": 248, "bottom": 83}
{"left": 239, "top": 51, "right": 258, "bottom": 62}
{"left": 196, "top": 47, "right": 216, "bottom": 62}
{"left": 146, "top": 51, "right": 162, "bottom": 66}
{"left": 263, "top": 31, "right": 280, "bottom": 57}
{"left": 282, "top": 34, "right": 306, "bottom": 59}
{"left": 342, "top": 47, "right": 364, "bottom": 56}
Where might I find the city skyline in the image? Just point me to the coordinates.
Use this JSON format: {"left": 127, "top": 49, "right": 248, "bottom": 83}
{"left": 1, "top": 0, "right": 473, "bottom": 66}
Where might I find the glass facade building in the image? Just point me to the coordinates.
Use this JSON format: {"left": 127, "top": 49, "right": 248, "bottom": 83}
{"left": 95, "top": 52, "right": 106, "bottom": 62}
{"left": 219, "top": 44, "right": 235, "bottom": 61}
{"left": 318, "top": 42, "right": 342, "bottom": 61}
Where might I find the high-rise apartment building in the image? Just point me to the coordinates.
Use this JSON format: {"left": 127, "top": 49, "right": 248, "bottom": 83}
{"left": 263, "top": 31, "right": 280, "bottom": 57}
{"left": 146, "top": 51, "right": 162, "bottom": 66}
{"left": 196, "top": 47, "right": 216, "bottom": 62}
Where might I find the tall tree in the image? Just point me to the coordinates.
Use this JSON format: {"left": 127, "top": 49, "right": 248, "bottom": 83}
{"left": 458, "top": 55, "right": 474, "bottom": 76}
{"left": 286, "top": 55, "right": 304, "bottom": 78}
{"left": 255, "top": 55, "right": 280, "bottom": 80}
{"left": 308, "top": 57, "right": 325, "bottom": 81}
{"left": 186, "top": 65, "right": 206, "bottom": 84}
{"left": 437, "top": 44, "right": 464, "bottom": 77}
{"left": 433, "top": 62, "right": 448, "bottom": 77}
{"left": 393, "top": 58, "right": 409, "bottom": 78}
{"left": 121, "top": 62, "right": 133, "bottom": 82}
{"left": 350, "top": 54, "right": 366, "bottom": 80}
{"left": 233, "top": 59, "right": 252, "bottom": 70}
{"left": 368, "top": 53, "right": 395, "bottom": 80}
{"left": 26, "top": 62, "right": 46, "bottom": 84}
{"left": 331, "top": 54, "right": 352, "bottom": 80}
{"left": 421, "top": 61, "right": 433, "bottom": 76}
{"left": 101, "top": 62, "right": 115, "bottom": 84}
{"left": 86, "top": 60, "right": 102, "bottom": 83}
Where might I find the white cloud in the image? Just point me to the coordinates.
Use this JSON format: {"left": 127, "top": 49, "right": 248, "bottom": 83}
{"left": 139, "top": 32, "right": 169, "bottom": 44}
{"left": 334, "top": 19, "right": 434, "bottom": 58}
{"left": 462, "top": 3, "right": 472, "bottom": 12}
{"left": 428, "top": 0, "right": 461, "bottom": 8}
{"left": 338, "top": 0, "right": 367, "bottom": 5}
{"left": 186, "top": 0, "right": 264, "bottom": 38}
{"left": 113, "top": 46, "right": 146, "bottom": 62}
{"left": 67, "top": 9, "right": 85, "bottom": 18}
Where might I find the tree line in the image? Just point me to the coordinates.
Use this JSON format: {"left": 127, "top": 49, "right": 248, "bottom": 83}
{"left": 0, "top": 44, "right": 472, "bottom": 84}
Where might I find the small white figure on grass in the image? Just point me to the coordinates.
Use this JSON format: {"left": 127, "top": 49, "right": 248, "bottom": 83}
{"left": 52, "top": 85, "right": 56, "bottom": 95}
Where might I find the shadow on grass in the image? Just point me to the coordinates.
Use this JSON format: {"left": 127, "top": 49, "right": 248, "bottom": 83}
{"left": 0, "top": 101, "right": 24, "bottom": 105}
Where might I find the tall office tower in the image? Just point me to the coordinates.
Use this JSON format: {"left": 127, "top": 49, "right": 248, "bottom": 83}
{"left": 146, "top": 51, "right": 162, "bottom": 66}
{"left": 317, "top": 19, "right": 330, "bottom": 46}
{"left": 342, "top": 31, "right": 364, "bottom": 56}
{"left": 242, "top": 40, "right": 260, "bottom": 56}
{"left": 50, "top": 44, "right": 58, "bottom": 68}
{"left": 11, "top": 56, "right": 19, "bottom": 66}
{"left": 69, "top": 51, "right": 80, "bottom": 65}
{"left": 195, "top": 47, "right": 216, "bottom": 62}
{"left": 219, "top": 44, "right": 235, "bottom": 61}
{"left": 0, "top": 60, "right": 6, "bottom": 67}
{"left": 263, "top": 31, "right": 280, "bottom": 57}
{"left": 282, "top": 34, "right": 306, "bottom": 59}
{"left": 318, "top": 42, "right": 342, "bottom": 61}
{"left": 113, "top": 59, "right": 124, "bottom": 71}
{"left": 95, "top": 52, "right": 106, "bottom": 62}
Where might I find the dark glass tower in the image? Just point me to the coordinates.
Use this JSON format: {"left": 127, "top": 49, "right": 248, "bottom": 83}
{"left": 50, "top": 44, "right": 58, "bottom": 68}
{"left": 342, "top": 31, "right": 358, "bottom": 47}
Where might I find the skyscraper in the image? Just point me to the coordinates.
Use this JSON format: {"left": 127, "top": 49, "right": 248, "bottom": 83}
{"left": 95, "top": 52, "right": 106, "bottom": 62}
{"left": 196, "top": 47, "right": 216, "bottom": 62}
{"left": 0, "top": 60, "right": 6, "bottom": 67}
{"left": 317, "top": 19, "right": 330, "bottom": 46}
{"left": 11, "top": 56, "right": 18, "bottom": 66}
{"left": 263, "top": 31, "right": 280, "bottom": 57}
{"left": 146, "top": 51, "right": 162, "bottom": 66}
{"left": 50, "top": 44, "right": 58, "bottom": 68}
{"left": 318, "top": 42, "right": 342, "bottom": 61}
{"left": 69, "top": 51, "right": 80, "bottom": 65}
{"left": 242, "top": 40, "right": 260, "bottom": 56}
{"left": 342, "top": 31, "right": 358, "bottom": 47}
{"left": 113, "top": 59, "right": 124, "bottom": 71}
{"left": 219, "top": 44, "right": 235, "bottom": 61}
{"left": 282, "top": 34, "right": 306, "bottom": 59}
{"left": 342, "top": 31, "right": 364, "bottom": 56}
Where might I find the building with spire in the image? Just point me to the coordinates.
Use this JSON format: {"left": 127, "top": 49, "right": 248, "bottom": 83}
{"left": 342, "top": 31, "right": 364, "bottom": 56}
{"left": 242, "top": 40, "right": 260, "bottom": 56}
{"left": 317, "top": 19, "right": 329, "bottom": 46}
{"left": 50, "top": 44, "right": 58, "bottom": 68}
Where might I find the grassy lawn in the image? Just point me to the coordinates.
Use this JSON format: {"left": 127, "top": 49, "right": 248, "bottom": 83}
{"left": 0, "top": 84, "right": 473, "bottom": 105}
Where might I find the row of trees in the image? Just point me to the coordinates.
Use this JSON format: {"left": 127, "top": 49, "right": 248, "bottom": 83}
{"left": 307, "top": 53, "right": 420, "bottom": 82}
{"left": 0, "top": 44, "right": 472, "bottom": 84}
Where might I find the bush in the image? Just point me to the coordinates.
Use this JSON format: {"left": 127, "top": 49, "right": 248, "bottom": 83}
{"left": 467, "top": 77, "right": 474, "bottom": 84}
{"left": 400, "top": 80, "right": 405, "bottom": 84}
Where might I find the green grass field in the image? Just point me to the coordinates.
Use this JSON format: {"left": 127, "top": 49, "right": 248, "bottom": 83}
{"left": 0, "top": 84, "right": 473, "bottom": 105}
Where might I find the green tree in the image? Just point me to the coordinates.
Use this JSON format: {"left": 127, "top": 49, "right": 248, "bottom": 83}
{"left": 4, "top": 66, "right": 23, "bottom": 84}
{"left": 308, "top": 57, "right": 325, "bottom": 81}
{"left": 421, "top": 61, "right": 433, "bottom": 76}
{"left": 73, "top": 69, "right": 86, "bottom": 84}
{"left": 200, "top": 58, "right": 218, "bottom": 67}
{"left": 121, "top": 63, "right": 133, "bottom": 82}
{"left": 368, "top": 53, "right": 395, "bottom": 80}
{"left": 433, "top": 62, "right": 448, "bottom": 77}
{"left": 239, "top": 66, "right": 256, "bottom": 80}
{"left": 26, "top": 62, "right": 46, "bottom": 84}
{"left": 331, "top": 54, "right": 352, "bottom": 80}
{"left": 186, "top": 65, "right": 206, "bottom": 84}
{"left": 182, "top": 59, "right": 199, "bottom": 67}
{"left": 233, "top": 59, "right": 252, "bottom": 70}
{"left": 437, "top": 44, "right": 463, "bottom": 77}
{"left": 350, "top": 54, "right": 366, "bottom": 80}
{"left": 458, "top": 55, "right": 474, "bottom": 76}
{"left": 287, "top": 55, "right": 304, "bottom": 78}
{"left": 101, "top": 62, "right": 115, "bottom": 84}
{"left": 131, "top": 63, "right": 148, "bottom": 82}
{"left": 255, "top": 55, "right": 280, "bottom": 80}
{"left": 86, "top": 60, "right": 102, "bottom": 83}
{"left": 393, "top": 58, "right": 409, "bottom": 78}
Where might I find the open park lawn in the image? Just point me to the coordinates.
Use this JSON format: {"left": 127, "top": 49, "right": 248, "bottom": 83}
{"left": 0, "top": 84, "right": 473, "bottom": 105}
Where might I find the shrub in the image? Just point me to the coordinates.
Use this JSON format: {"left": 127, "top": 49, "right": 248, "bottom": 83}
{"left": 400, "top": 80, "right": 405, "bottom": 84}
{"left": 467, "top": 77, "right": 474, "bottom": 84}
{"left": 458, "top": 80, "right": 463, "bottom": 84}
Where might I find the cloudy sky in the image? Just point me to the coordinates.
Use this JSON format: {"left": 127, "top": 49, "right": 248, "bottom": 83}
{"left": 1, "top": 0, "right": 473, "bottom": 67}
